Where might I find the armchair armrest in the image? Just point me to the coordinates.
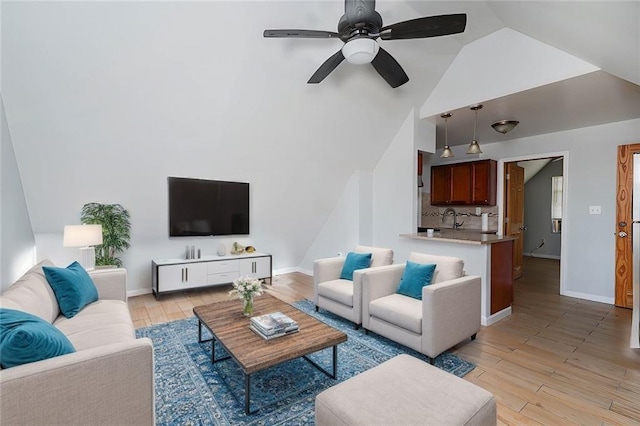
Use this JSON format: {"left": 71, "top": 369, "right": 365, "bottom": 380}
{"left": 422, "top": 275, "right": 481, "bottom": 358}
{"left": 313, "top": 257, "right": 346, "bottom": 304}
{"left": 89, "top": 268, "right": 127, "bottom": 302}
{"left": 0, "top": 338, "right": 155, "bottom": 425}
{"left": 361, "top": 264, "right": 406, "bottom": 328}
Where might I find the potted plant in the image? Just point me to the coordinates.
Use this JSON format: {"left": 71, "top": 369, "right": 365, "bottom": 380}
{"left": 81, "top": 203, "right": 131, "bottom": 268}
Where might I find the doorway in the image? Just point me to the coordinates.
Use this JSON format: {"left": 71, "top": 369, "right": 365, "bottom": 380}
{"left": 498, "top": 152, "right": 568, "bottom": 294}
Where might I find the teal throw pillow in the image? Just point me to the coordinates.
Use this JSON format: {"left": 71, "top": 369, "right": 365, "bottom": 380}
{"left": 396, "top": 261, "right": 437, "bottom": 300}
{"left": 340, "top": 252, "right": 372, "bottom": 281}
{"left": 0, "top": 308, "right": 76, "bottom": 368}
{"left": 43, "top": 261, "right": 99, "bottom": 318}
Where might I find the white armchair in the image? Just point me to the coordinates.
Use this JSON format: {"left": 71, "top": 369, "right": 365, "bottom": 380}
{"left": 314, "top": 245, "right": 394, "bottom": 329}
{"left": 362, "top": 252, "right": 481, "bottom": 362}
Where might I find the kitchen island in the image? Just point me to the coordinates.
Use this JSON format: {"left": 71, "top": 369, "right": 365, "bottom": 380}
{"left": 400, "top": 231, "right": 516, "bottom": 325}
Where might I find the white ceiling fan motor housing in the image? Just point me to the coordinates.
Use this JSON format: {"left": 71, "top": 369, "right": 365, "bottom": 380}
{"left": 342, "top": 38, "right": 380, "bottom": 64}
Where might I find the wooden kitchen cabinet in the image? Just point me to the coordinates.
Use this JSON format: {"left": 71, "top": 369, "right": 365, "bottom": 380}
{"left": 430, "top": 159, "right": 497, "bottom": 206}
{"left": 471, "top": 159, "right": 497, "bottom": 205}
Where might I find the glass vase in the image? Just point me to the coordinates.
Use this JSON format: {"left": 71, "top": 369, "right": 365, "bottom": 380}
{"left": 243, "top": 295, "right": 254, "bottom": 317}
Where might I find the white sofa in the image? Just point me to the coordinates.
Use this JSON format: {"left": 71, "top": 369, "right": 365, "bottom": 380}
{"left": 362, "top": 253, "right": 481, "bottom": 362}
{"left": 314, "top": 245, "right": 394, "bottom": 328}
{"left": 0, "top": 260, "right": 155, "bottom": 426}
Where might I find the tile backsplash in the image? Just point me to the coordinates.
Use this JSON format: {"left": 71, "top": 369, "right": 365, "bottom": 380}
{"left": 421, "top": 192, "right": 499, "bottom": 232}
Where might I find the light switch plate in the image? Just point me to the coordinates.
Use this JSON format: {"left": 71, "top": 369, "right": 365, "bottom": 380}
{"left": 475, "top": 207, "right": 482, "bottom": 215}
{"left": 589, "top": 206, "right": 601, "bottom": 215}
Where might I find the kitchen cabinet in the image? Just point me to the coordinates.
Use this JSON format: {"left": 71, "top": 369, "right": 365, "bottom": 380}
{"left": 430, "top": 159, "right": 497, "bottom": 206}
{"left": 471, "top": 160, "right": 497, "bottom": 205}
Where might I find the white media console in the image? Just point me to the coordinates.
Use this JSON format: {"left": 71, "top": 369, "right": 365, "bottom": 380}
{"left": 151, "top": 252, "right": 272, "bottom": 299}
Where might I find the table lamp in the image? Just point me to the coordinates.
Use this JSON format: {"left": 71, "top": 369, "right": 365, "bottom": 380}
{"left": 63, "top": 224, "right": 103, "bottom": 270}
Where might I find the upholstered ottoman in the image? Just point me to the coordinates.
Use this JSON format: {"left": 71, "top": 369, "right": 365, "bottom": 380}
{"left": 315, "top": 354, "right": 496, "bottom": 426}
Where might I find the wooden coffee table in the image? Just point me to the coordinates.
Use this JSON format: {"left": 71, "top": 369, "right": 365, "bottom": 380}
{"left": 193, "top": 293, "right": 347, "bottom": 414}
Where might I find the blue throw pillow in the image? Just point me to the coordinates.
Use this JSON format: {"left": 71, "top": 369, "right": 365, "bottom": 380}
{"left": 340, "top": 252, "right": 372, "bottom": 281}
{"left": 396, "top": 261, "right": 437, "bottom": 300}
{"left": 43, "top": 261, "right": 99, "bottom": 318}
{"left": 0, "top": 308, "right": 75, "bottom": 368}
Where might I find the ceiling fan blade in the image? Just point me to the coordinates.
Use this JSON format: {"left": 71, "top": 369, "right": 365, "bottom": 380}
{"left": 263, "top": 29, "right": 340, "bottom": 39}
{"left": 379, "top": 14, "right": 466, "bottom": 40}
{"left": 345, "top": 0, "right": 376, "bottom": 26}
{"left": 308, "top": 50, "right": 345, "bottom": 84}
{"left": 371, "top": 47, "right": 409, "bottom": 88}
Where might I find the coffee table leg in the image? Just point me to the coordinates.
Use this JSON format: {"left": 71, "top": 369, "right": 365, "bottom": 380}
{"left": 332, "top": 344, "right": 338, "bottom": 379}
{"left": 245, "top": 374, "right": 251, "bottom": 415}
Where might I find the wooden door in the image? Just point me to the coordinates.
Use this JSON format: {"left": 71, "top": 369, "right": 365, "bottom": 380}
{"left": 505, "top": 163, "right": 525, "bottom": 279}
{"left": 615, "top": 143, "right": 640, "bottom": 308}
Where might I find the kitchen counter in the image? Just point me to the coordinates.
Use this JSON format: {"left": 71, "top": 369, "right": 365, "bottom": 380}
{"left": 400, "top": 231, "right": 516, "bottom": 245}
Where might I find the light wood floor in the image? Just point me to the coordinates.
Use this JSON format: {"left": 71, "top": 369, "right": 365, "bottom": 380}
{"left": 129, "top": 257, "right": 640, "bottom": 425}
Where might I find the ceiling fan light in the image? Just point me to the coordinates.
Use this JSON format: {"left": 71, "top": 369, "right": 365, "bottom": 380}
{"left": 342, "top": 38, "right": 380, "bottom": 65}
{"left": 491, "top": 120, "right": 519, "bottom": 134}
{"left": 466, "top": 140, "right": 482, "bottom": 154}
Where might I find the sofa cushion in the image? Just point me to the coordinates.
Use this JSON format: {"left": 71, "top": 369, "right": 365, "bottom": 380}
{"left": 369, "top": 294, "right": 422, "bottom": 334}
{"left": 408, "top": 253, "right": 464, "bottom": 283}
{"left": 0, "top": 260, "right": 59, "bottom": 323}
{"left": 43, "top": 261, "right": 99, "bottom": 319}
{"left": 396, "top": 261, "right": 436, "bottom": 300}
{"left": 340, "top": 252, "right": 372, "bottom": 280}
{"left": 53, "top": 300, "right": 135, "bottom": 351}
{"left": 355, "top": 245, "right": 394, "bottom": 268}
{"left": 317, "top": 279, "right": 354, "bottom": 307}
{"left": 0, "top": 308, "right": 75, "bottom": 368}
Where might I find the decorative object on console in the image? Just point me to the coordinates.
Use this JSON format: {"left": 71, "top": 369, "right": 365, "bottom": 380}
{"left": 63, "top": 224, "right": 103, "bottom": 270}
{"left": 229, "top": 276, "right": 263, "bottom": 316}
{"left": 231, "top": 241, "right": 245, "bottom": 254}
{"left": 245, "top": 246, "right": 256, "bottom": 253}
{"left": 466, "top": 104, "right": 483, "bottom": 154}
{"left": 217, "top": 243, "right": 226, "bottom": 256}
{"left": 491, "top": 119, "right": 519, "bottom": 134}
{"left": 440, "top": 112, "right": 454, "bottom": 158}
{"left": 81, "top": 202, "right": 131, "bottom": 267}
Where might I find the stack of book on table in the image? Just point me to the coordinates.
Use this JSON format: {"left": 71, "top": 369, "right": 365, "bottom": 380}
{"left": 250, "top": 311, "right": 299, "bottom": 340}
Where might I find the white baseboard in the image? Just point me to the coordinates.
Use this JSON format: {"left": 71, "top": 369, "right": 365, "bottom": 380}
{"left": 562, "top": 290, "right": 614, "bottom": 305}
{"left": 128, "top": 288, "right": 153, "bottom": 297}
{"left": 524, "top": 253, "right": 561, "bottom": 260}
{"left": 482, "top": 306, "right": 512, "bottom": 326}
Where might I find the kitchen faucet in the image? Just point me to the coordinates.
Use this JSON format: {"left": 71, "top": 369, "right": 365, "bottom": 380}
{"left": 442, "top": 207, "right": 464, "bottom": 229}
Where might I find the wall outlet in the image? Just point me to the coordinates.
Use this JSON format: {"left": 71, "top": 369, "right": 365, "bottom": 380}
{"left": 337, "top": 252, "right": 343, "bottom": 257}
{"left": 589, "top": 206, "right": 601, "bottom": 215}
{"left": 475, "top": 207, "right": 482, "bottom": 215}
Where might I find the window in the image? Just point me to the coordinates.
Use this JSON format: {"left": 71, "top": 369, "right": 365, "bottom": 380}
{"left": 551, "top": 176, "right": 563, "bottom": 233}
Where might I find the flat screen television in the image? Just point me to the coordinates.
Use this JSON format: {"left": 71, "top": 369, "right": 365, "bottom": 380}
{"left": 168, "top": 177, "right": 249, "bottom": 237}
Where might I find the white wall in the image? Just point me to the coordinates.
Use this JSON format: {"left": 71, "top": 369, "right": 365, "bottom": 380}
{"left": 480, "top": 118, "right": 640, "bottom": 302}
{"left": 3, "top": 2, "right": 427, "bottom": 293}
{"left": 1, "top": 97, "right": 36, "bottom": 290}
{"left": 298, "top": 171, "right": 371, "bottom": 274}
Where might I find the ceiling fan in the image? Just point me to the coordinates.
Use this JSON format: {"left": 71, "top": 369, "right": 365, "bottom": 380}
{"left": 263, "top": 0, "right": 466, "bottom": 88}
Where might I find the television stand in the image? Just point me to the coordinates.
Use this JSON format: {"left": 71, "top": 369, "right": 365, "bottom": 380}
{"left": 151, "top": 252, "right": 272, "bottom": 299}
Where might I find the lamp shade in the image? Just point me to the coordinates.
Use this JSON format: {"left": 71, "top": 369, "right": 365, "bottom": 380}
{"left": 63, "top": 225, "right": 103, "bottom": 247}
{"left": 342, "top": 38, "right": 380, "bottom": 64}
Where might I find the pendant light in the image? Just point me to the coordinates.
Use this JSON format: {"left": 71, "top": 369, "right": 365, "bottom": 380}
{"left": 440, "top": 112, "right": 454, "bottom": 158}
{"left": 466, "top": 104, "right": 483, "bottom": 154}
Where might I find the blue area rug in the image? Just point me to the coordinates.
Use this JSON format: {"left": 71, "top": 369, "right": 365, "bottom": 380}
{"left": 136, "top": 299, "right": 475, "bottom": 425}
